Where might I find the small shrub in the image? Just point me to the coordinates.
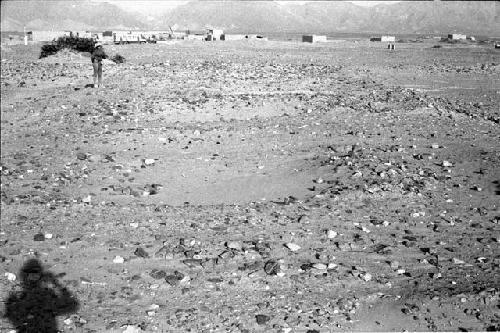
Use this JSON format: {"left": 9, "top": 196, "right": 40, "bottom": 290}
{"left": 40, "top": 44, "right": 61, "bottom": 58}
{"left": 111, "top": 54, "right": 126, "bottom": 64}
{"left": 39, "top": 36, "right": 95, "bottom": 59}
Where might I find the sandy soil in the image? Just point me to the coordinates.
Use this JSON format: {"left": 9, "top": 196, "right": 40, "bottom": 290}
{"left": 1, "top": 40, "right": 499, "bottom": 332}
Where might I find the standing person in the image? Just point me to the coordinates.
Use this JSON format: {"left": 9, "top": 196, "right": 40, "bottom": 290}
{"left": 91, "top": 42, "right": 108, "bottom": 88}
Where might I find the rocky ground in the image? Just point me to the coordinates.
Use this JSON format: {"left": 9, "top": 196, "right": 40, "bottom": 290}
{"left": 1, "top": 40, "right": 499, "bottom": 332}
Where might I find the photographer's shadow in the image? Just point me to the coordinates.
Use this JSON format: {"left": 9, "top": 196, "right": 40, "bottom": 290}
{"left": 5, "top": 259, "right": 79, "bottom": 333}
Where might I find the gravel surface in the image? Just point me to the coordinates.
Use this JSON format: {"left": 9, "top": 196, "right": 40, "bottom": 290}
{"left": 1, "top": 40, "right": 499, "bottom": 332}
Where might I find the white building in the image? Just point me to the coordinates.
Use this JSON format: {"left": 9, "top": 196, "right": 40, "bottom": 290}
{"left": 448, "top": 34, "right": 467, "bottom": 40}
{"left": 302, "top": 35, "right": 327, "bottom": 43}
{"left": 207, "top": 29, "right": 223, "bottom": 41}
{"left": 381, "top": 36, "right": 396, "bottom": 42}
{"left": 27, "top": 30, "right": 69, "bottom": 42}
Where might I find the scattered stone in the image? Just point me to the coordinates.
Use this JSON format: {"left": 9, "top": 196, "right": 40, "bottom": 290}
{"left": 34, "top": 233, "right": 45, "bottom": 241}
{"left": 255, "top": 314, "right": 270, "bottom": 325}
{"left": 442, "top": 161, "right": 453, "bottom": 167}
{"left": 360, "top": 272, "right": 372, "bottom": 282}
{"left": 113, "top": 256, "right": 125, "bottom": 264}
{"left": 143, "top": 158, "right": 155, "bottom": 165}
{"left": 312, "top": 263, "right": 328, "bottom": 270}
{"left": 134, "top": 247, "right": 149, "bottom": 258}
{"left": 284, "top": 243, "right": 301, "bottom": 252}
{"left": 326, "top": 230, "right": 338, "bottom": 239}
{"left": 226, "top": 241, "right": 242, "bottom": 251}
{"left": 264, "top": 260, "right": 280, "bottom": 275}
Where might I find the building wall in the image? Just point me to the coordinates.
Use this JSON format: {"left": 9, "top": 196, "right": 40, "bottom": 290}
{"left": 302, "top": 35, "right": 327, "bottom": 43}
{"left": 448, "top": 34, "right": 466, "bottom": 40}
{"left": 208, "top": 29, "right": 223, "bottom": 41}
{"left": 28, "top": 31, "right": 68, "bottom": 42}
{"left": 185, "top": 34, "right": 206, "bottom": 41}
{"left": 221, "top": 34, "right": 246, "bottom": 41}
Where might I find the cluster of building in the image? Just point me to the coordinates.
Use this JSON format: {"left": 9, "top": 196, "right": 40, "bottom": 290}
{"left": 22, "top": 29, "right": 269, "bottom": 44}
{"left": 13, "top": 30, "right": 491, "bottom": 46}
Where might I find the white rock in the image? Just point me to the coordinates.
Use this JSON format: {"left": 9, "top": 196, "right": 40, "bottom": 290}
{"left": 5, "top": 272, "right": 16, "bottom": 281}
{"left": 326, "top": 230, "right": 337, "bottom": 239}
{"left": 144, "top": 158, "right": 155, "bottom": 165}
{"left": 312, "top": 263, "right": 327, "bottom": 270}
{"left": 285, "top": 243, "right": 301, "bottom": 252}
{"left": 442, "top": 160, "right": 453, "bottom": 167}
{"left": 44, "top": 233, "right": 53, "bottom": 239}
{"left": 63, "top": 318, "right": 73, "bottom": 325}
{"left": 122, "top": 325, "right": 143, "bottom": 333}
{"left": 113, "top": 256, "right": 125, "bottom": 264}
{"left": 327, "top": 263, "right": 338, "bottom": 269}
{"left": 361, "top": 272, "right": 372, "bottom": 282}
{"left": 226, "top": 241, "right": 242, "bottom": 250}
{"left": 129, "top": 222, "right": 139, "bottom": 228}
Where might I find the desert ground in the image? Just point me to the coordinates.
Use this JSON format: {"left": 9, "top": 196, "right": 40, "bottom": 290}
{"left": 1, "top": 39, "right": 499, "bottom": 332}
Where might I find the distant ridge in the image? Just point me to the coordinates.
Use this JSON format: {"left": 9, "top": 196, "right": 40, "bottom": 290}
{"left": 1, "top": 0, "right": 146, "bottom": 31}
{"left": 1, "top": 0, "right": 498, "bottom": 35}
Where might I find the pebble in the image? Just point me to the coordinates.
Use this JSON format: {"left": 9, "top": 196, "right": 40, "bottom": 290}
{"left": 34, "top": 233, "right": 45, "bottom": 241}
{"left": 314, "top": 177, "right": 324, "bottom": 184}
{"left": 327, "top": 263, "right": 337, "bottom": 269}
{"left": 360, "top": 272, "right": 372, "bottom": 282}
{"left": 442, "top": 160, "right": 453, "bottom": 167}
{"left": 134, "top": 247, "right": 149, "bottom": 258}
{"left": 312, "top": 263, "right": 327, "bottom": 270}
{"left": 255, "top": 314, "right": 271, "bottom": 325}
{"left": 226, "top": 241, "right": 242, "bottom": 251}
{"left": 264, "top": 260, "right": 280, "bottom": 275}
{"left": 122, "top": 325, "right": 143, "bottom": 333}
{"left": 326, "top": 230, "right": 338, "bottom": 239}
{"left": 113, "top": 255, "right": 125, "bottom": 264}
{"left": 284, "top": 243, "right": 301, "bottom": 252}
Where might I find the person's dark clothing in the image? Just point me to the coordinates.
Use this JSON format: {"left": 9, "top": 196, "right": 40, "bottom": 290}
{"left": 91, "top": 46, "right": 107, "bottom": 87}
{"left": 91, "top": 46, "right": 107, "bottom": 63}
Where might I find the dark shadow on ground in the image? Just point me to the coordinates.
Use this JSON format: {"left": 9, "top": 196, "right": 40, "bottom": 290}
{"left": 4, "top": 259, "right": 79, "bottom": 333}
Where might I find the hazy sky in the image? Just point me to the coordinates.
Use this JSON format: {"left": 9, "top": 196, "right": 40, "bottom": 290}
{"left": 99, "top": 1, "right": 400, "bottom": 15}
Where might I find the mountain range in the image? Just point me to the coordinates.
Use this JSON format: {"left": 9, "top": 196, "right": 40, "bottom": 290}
{"left": 1, "top": 1, "right": 499, "bottom": 36}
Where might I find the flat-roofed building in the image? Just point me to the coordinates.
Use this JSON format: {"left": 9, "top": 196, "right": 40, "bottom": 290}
{"left": 302, "top": 35, "right": 327, "bottom": 43}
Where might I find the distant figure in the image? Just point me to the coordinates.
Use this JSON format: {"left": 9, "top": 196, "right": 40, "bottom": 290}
{"left": 91, "top": 42, "right": 108, "bottom": 88}
{"left": 5, "top": 259, "right": 79, "bottom": 333}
